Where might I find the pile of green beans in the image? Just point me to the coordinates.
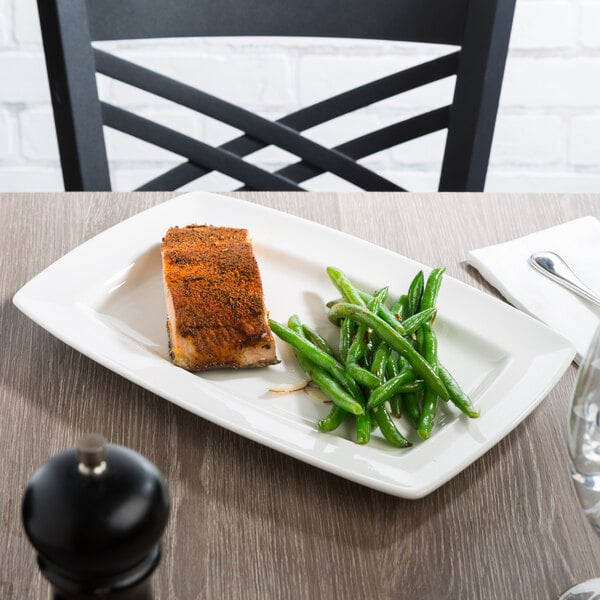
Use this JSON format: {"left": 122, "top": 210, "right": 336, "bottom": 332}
{"left": 268, "top": 267, "right": 479, "bottom": 448}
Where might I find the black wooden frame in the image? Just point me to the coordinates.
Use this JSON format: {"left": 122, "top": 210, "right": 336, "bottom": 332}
{"left": 37, "top": 0, "right": 516, "bottom": 192}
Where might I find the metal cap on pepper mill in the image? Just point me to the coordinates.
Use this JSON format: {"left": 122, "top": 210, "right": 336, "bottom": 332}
{"left": 22, "top": 434, "right": 170, "bottom": 599}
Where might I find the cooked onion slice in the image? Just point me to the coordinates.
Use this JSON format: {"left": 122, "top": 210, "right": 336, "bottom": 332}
{"left": 268, "top": 379, "right": 310, "bottom": 393}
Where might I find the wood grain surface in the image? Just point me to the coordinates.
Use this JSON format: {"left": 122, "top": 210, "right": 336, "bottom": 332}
{"left": 1, "top": 192, "right": 600, "bottom": 600}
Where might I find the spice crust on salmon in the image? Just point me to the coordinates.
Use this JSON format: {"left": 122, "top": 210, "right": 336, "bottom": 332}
{"left": 161, "top": 225, "right": 278, "bottom": 371}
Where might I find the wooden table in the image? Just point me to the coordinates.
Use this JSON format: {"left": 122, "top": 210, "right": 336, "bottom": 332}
{"left": 1, "top": 192, "right": 599, "bottom": 600}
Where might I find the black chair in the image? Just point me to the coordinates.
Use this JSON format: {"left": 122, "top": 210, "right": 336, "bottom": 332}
{"left": 37, "top": 0, "right": 516, "bottom": 192}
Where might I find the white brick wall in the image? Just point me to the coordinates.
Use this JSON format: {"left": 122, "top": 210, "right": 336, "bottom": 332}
{"left": 580, "top": 2, "right": 600, "bottom": 48}
{"left": 0, "top": 0, "right": 599, "bottom": 192}
{"left": 570, "top": 117, "right": 600, "bottom": 165}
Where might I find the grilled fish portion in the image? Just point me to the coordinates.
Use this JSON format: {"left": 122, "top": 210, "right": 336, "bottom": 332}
{"left": 161, "top": 225, "right": 278, "bottom": 371}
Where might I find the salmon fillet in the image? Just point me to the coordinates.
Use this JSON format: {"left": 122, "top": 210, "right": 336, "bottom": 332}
{"left": 161, "top": 225, "right": 278, "bottom": 371}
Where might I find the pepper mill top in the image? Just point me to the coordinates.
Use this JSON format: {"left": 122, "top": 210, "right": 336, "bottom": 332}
{"left": 22, "top": 434, "right": 170, "bottom": 597}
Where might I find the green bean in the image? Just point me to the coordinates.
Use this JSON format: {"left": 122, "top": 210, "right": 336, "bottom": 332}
{"left": 326, "top": 267, "right": 366, "bottom": 307}
{"left": 299, "top": 355, "right": 362, "bottom": 422}
{"left": 287, "top": 315, "right": 313, "bottom": 376}
{"left": 346, "top": 331, "right": 368, "bottom": 365}
{"left": 338, "top": 318, "right": 354, "bottom": 363}
{"left": 401, "top": 308, "right": 437, "bottom": 335}
{"left": 346, "top": 363, "right": 381, "bottom": 389}
{"left": 355, "top": 413, "right": 371, "bottom": 444}
{"left": 417, "top": 398, "right": 437, "bottom": 441}
{"left": 309, "top": 368, "right": 364, "bottom": 415}
{"left": 346, "top": 289, "right": 387, "bottom": 364}
{"left": 347, "top": 294, "right": 391, "bottom": 445}
{"left": 415, "top": 327, "right": 425, "bottom": 355}
{"left": 416, "top": 324, "right": 439, "bottom": 440}
{"left": 356, "top": 289, "right": 374, "bottom": 302}
{"left": 413, "top": 268, "right": 445, "bottom": 437}
{"left": 271, "top": 318, "right": 340, "bottom": 374}
{"left": 357, "top": 290, "right": 407, "bottom": 335}
{"left": 403, "top": 392, "right": 421, "bottom": 426}
{"left": 407, "top": 271, "right": 424, "bottom": 317}
{"left": 391, "top": 294, "right": 408, "bottom": 319}
{"left": 361, "top": 287, "right": 404, "bottom": 335}
{"left": 270, "top": 318, "right": 364, "bottom": 405}
{"left": 385, "top": 352, "right": 402, "bottom": 416}
{"left": 363, "top": 336, "right": 376, "bottom": 370}
{"left": 292, "top": 315, "right": 373, "bottom": 442}
{"left": 386, "top": 350, "right": 401, "bottom": 379}
{"left": 367, "top": 370, "right": 416, "bottom": 410}
{"left": 390, "top": 396, "right": 402, "bottom": 418}
{"left": 284, "top": 266, "right": 478, "bottom": 449}
{"left": 370, "top": 410, "right": 379, "bottom": 431}
{"left": 423, "top": 324, "right": 437, "bottom": 365}
{"left": 438, "top": 364, "right": 480, "bottom": 418}
{"left": 327, "top": 304, "right": 449, "bottom": 400}
{"left": 387, "top": 299, "right": 422, "bottom": 426}
{"left": 373, "top": 286, "right": 389, "bottom": 305}
{"left": 363, "top": 287, "right": 388, "bottom": 314}
{"left": 310, "top": 285, "right": 376, "bottom": 443}
{"left": 287, "top": 314, "right": 303, "bottom": 334}
{"left": 301, "top": 323, "right": 337, "bottom": 358}
{"left": 286, "top": 317, "right": 365, "bottom": 420}
{"left": 318, "top": 404, "right": 348, "bottom": 432}
{"left": 397, "top": 355, "right": 410, "bottom": 371}
{"left": 373, "top": 407, "right": 412, "bottom": 448}
{"left": 396, "top": 381, "right": 425, "bottom": 394}
{"left": 421, "top": 267, "right": 446, "bottom": 312}
{"left": 369, "top": 342, "right": 391, "bottom": 383}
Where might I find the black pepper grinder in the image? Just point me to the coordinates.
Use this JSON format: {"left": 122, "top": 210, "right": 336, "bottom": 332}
{"left": 22, "top": 434, "right": 170, "bottom": 599}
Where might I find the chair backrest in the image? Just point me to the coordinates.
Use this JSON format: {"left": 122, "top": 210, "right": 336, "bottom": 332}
{"left": 37, "top": 0, "right": 516, "bottom": 192}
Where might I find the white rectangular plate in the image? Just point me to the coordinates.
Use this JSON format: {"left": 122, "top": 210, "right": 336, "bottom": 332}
{"left": 13, "top": 192, "right": 575, "bottom": 498}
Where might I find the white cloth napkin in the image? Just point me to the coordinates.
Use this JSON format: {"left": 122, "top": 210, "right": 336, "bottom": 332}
{"left": 466, "top": 216, "right": 600, "bottom": 363}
